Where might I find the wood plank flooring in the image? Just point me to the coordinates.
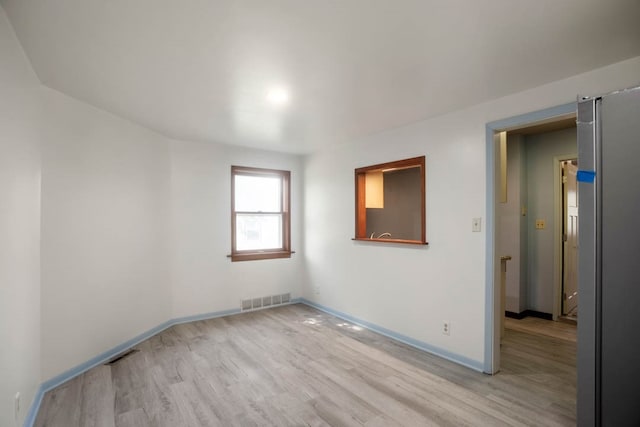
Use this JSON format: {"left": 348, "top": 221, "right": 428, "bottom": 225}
{"left": 504, "top": 317, "right": 577, "bottom": 342}
{"left": 35, "top": 304, "right": 576, "bottom": 427}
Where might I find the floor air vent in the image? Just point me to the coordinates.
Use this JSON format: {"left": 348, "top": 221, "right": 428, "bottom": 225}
{"left": 105, "top": 348, "right": 139, "bottom": 365}
{"left": 241, "top": 292, "right": 293, "bottom": 311}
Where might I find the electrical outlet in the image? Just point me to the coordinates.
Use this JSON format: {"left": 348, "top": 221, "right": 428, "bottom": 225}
{"left": 472, "top": 218, "right": 481, "bottom": 232}
{"left": 313, "top": 286, "right": 320, "bottom": 295}
{"left": 442, "top": 321, "right": 450, "bottom": 336}
{"left": 14, "top": 392, "right": 20, "bottom": 421}
{"left": 535, "top": 219, "right": 546, "bottom": 229}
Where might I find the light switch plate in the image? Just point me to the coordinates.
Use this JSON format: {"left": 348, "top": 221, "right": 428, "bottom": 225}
{"left": 472, "top": 218, "right": 481, "bottom": 232}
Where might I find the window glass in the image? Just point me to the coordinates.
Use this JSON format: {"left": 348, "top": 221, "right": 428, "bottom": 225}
{"left": 235, "top": 214, "right": 283, "bottom": 250}
{"left": 234, "top": 175, "right": 281, "bottom": 212}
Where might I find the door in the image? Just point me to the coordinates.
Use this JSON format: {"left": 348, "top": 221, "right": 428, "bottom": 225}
{"left": 562, "top": 160, "right": 578, "bottom": 316}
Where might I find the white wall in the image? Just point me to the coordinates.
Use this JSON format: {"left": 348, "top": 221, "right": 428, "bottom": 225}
{"left": 39, "top": 88, "right": 173, "bottom": 380}
{"left": 0, "top": 6, "right": 41, "bottom": 426}
{"left": 169, "top": 140, "right": 304, "bottom": 318}
{"left": 305, "top": 115, "right": 487, "bottom": 364}
{"left": 304, "top": 57, "right": 640, "bottom": 367}
{"left": 525, "top": 127, "right": 577, "bottom": 314}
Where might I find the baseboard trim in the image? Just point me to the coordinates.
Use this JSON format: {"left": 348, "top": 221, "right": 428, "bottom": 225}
{"left": 505, "top": 311, "right": 527, "bottom": 319}
{"left": 505, "top": 309, "right": 553, "bottom": 321}
{"left": 23, "top": 385, "right": 44, "bottom": 427}
{"left": 298, "top": 299, "right": 484, "bottom": 373}
{"left": 525, "top": 310, "right": 553, "bottom": 320}
{"left": 24, "top": 302, "right": 303, "bottom": 427}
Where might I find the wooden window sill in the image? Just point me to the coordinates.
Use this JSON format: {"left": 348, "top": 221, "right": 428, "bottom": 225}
{"left": 228, "top": 250, "right": 294, "bottom": 262}
{"left": 352, "top": 238, "right": 428, "bottom": 246}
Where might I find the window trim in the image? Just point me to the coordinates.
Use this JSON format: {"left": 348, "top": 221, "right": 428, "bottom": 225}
{"left": 230, "top": 166, "right": 291, "bottom": 262}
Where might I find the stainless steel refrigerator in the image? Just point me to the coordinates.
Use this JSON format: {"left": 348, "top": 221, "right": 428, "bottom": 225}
{"left": 577, "top": 85, "right": 640, "bottom": 426}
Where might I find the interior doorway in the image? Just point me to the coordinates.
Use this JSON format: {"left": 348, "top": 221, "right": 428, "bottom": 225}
{"left": 498, "top": 120, "right": 577, "bottom": 324}
{"left": 485, "top": 103, "right": 577, "bottom": 375}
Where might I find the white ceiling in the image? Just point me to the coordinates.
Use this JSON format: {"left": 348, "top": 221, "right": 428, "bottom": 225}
{"left": 3, "top": 0, "right": 640, "bottom": 154}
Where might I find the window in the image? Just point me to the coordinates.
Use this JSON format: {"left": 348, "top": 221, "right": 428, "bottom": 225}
{"left": 231, "top": 166, "right": 291, "bottom": 261}
{"left": 354, "top": 156, "right": 427, "bottom": 245}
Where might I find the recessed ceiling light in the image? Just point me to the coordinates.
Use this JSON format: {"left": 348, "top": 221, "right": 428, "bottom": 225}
{"left": 266, "top": 86, "right": 290, "bottom": 106}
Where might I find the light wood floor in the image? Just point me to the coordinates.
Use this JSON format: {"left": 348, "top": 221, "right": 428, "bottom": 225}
{"left": 35, "top": 304, "right": 576, "bottom": 427}
{"left": 505, "top": 316, "right": 577, "bottom": 342}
